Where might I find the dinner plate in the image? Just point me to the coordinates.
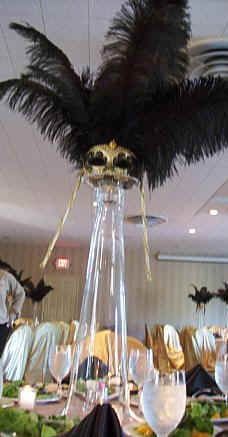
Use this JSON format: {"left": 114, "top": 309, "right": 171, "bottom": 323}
{"left": 1, "top": 394, "right": 61, "bottom": 405}
{"left": 212, "top": 417, "right": 228, "bottom": 425}
{"left": 0, "top": 398, "right": 16, "bottom": 408}
{"left": 194, "top": 395, "right": 225, "bottom": 403}
{"left": 0, "top": 397, "right": 17, "bottom": 404}
{"left": 123, "top": 422, "right": 221, "bottom": 437}
{"left": 35, "top": 394, "right": 61, "bottom": 404}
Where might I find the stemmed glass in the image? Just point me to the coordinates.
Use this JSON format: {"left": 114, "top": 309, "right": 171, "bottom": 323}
{"left": 142, "top": 370, "right": 186, "bottom": 437}
{"left": 129, "top": 349, "right": 154, "bottom": 388}
{"left": 128, "top": 349, "right": 154, "bottom": 421}
{"left": 215, "top": 340, "right": 228, "bottom": 405}
{"left": 49, "top": 345, "right": 72, "bottom": 398}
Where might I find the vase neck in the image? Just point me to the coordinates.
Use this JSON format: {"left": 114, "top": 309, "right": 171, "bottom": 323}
{"left": 95, "top": 185, "right": 125, "bottom": 208}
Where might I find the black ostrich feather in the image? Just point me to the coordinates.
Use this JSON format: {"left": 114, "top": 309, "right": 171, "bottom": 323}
{"left": 0, "top": 259, "right": 52, "bottom": 303}
{"left": 0, "top": 259, "right": 32, "bottom": 290}
{"left": 96, "top": 0, "right": 190, "bottom": 93}
{"left": 123, "top": 76, "right": 228, "bottom": 187}
{"left": 25, "top": 278, "right": 53, "bottom": 303}
{"left": 188, "top": 284, "right": 213, "bottom": 312}
{"left": 0, "top": 259, "right": 17, "bottom": 276}
{"left": 0, "top": 2, "right": 228, "bottom": 188}
{"left": 214, "top": 282, "right": 228, "bottom": 305}
{"left": 9, "top": 22, "right": 84, "bottom": 92}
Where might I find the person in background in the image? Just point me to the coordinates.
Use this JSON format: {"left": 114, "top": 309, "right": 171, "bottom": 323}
{"left": 0, "top": 268, "right": 25, "bottom": 355}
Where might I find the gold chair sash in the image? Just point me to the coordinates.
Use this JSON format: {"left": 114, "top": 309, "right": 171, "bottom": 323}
{"left": 164, "top": 325, "right": 185, "bottom": 370}
{"left": 180, "top": 326, "right": 199, "bottom": 371}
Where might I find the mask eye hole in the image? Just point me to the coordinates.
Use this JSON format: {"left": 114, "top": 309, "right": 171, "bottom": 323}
{"left": 87, "top": 151, "right": 107, "bottom": 167}
{"left": 113, "top": 153, "right": 133, "bottom": 170}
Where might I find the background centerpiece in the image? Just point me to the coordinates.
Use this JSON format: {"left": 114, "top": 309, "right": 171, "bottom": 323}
{"left": 214, "top": 282, "right": 228, "bottom": 329}
{"left": 188, "top": 284, "right": 213, "bottom": 328}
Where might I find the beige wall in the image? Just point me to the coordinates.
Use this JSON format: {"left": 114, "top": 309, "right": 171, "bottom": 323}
{"left": 0, "top": 243, "right": 226, "bottom": 340}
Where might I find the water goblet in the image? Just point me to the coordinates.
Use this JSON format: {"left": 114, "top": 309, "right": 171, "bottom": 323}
{"left": 129, "top": 348, "right": 154, "bottom": 389}
{"left": 142, "top": 370, "right": 186, "bottom": 437}
{"left": 49, "top": 345, "right": 72, "bottom": 398}
{"left": 215, "top": 340, "right": 228, "bottom": 405}
{"left": 128, "top": 348, "right": 154, "bottom": 421}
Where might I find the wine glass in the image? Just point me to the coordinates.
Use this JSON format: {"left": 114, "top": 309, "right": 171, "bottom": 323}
{"left": 142, "top": 370, "right": 186, "bottom": 437}
{"left": 129, "top": 348, "right": 154, "bottom": 389}
{"left": 215, "top": 340, "right": 228, "bottom": 404}
{"left": 49, "top": 345, "right": 72, "bottom": 398}
{"left": 128, "top": 349, "right": 154, "bottom": 421}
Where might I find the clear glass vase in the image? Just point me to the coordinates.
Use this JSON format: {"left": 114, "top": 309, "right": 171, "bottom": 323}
{"left": 63, "top": 181, "right": 129, "bottom": 415}
{"left": 32, "top": 302, "right": 39, "bottom": 327}
{"left": 195, "top": 305, "right": 206, "bottom": 329}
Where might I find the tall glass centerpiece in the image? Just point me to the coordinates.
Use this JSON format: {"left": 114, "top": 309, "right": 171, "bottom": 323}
{"left": 63, "top": 141, "right": 138, "bottom": 415}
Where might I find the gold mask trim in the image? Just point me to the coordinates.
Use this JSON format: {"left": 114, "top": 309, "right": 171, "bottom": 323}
{"left": 84, "top": 140, "right": 138, "bottom": 189}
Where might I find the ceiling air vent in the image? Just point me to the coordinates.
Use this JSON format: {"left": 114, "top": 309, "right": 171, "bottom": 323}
{"left": 188, "top": 38, "right": 228, "bottom": 79}
{"left": 125, "top": 215, "right": 167, "bottom": 227}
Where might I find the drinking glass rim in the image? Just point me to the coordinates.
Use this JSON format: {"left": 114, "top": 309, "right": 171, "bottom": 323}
{"left": 144, "top": 369, "right": 186, "bottom": 385}
{"left": 19, "top": 385, "right": 37, "bottom": 395}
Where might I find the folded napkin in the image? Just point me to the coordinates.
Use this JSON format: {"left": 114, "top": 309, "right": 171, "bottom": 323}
{"left": 62, "top": 404, "right": 123, "bottom": 436}
{"left": 186, "top": 364, "right": 221, "bottom": 397}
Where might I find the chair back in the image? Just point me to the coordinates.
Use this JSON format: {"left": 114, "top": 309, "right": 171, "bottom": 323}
{"left": 54, "top": 321, "right": 70, "bottom": 344}
{"left": 164, "top": 324, "right": 185, "bottom": 370}
{"left": 145, "top": 324, "right": 153, "bottom": 349}
{"left": 195, "top": 327, "right": 216, "bottom": 371}
{"left": 2, "top": 325, "right": 33, "bottom": 381}
{"left": 14, "top": 318, "right": 33, "bottom": 328}
{"left": 149, "top": 325, "right": 170, "bottom": 372}
{"left": 180, "top": 326, "right": 199, "bottom": 371}
{"left": 25, "top": 322, "right": 62, "bottom": 384}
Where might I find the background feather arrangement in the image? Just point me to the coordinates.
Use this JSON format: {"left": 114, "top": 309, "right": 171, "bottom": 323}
{"left": 188, "top": 284, "right": 213, "bottom": 313}
{"left": 24, "top": 278, "right": 54, "bottom": 303}
{"left": 0, "top": 258, "right": 53, "bottom": 303}
{"left": 214, "top": 282, "right": 228, "bottom": 305}
{"left": 0, "top": 0, "right": 227, "bottom": 188}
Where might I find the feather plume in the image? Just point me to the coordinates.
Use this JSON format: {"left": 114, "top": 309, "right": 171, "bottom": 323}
{"left": 9, "top": 23, "right": 91, "bottom": 116}
{"left": 0, "top": 2, "right": 228, "bottom": 188}
{"left": 0, "top": 259, "right": 32, "bottom": 290}
{"left": 96, "top": 0, "right": 190, "bottom": 93}
{"left": 0, "top": 259, "right": 52, "bottom": 302}
{"left": 124, "top": 76, "right": 228, "bottom": 187}
{"left": 25, "top": 278, "right": 53, "bottom": 303}
{"left": 214, "top": 282, "right": 228, "bottom": 305}
{"left": 0, "top": 78, "right": 89, "bottom": 164}
{"left": 188, "top": 284, "right": 213, "bottom": 312}
{"left": 10, "top": 23, "right": 81, "bottom": 87}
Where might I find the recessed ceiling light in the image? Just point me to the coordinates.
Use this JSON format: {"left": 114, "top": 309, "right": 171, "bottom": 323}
{"left": 93, "top": 201, "right": 97, "bottom": 207}
{"left": 209, "top": 209, "right": 218, "bottom": 216}
{"left": 188, "top": 228, "right": 196, "bottom": 234}
{"left": 125, "top": 215, "right": 167, "bottom": 227}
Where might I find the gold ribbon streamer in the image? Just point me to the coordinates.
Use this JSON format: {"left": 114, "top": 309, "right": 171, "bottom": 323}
{"left": 40, "top": 171, "right": 83, "bottom": 270}
{"left": 140, "top": 185, "right": 152, "bottom": 281}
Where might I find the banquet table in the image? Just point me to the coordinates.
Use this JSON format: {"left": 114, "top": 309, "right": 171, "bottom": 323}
{"left": 1, "top": 381, "right": 228, "bottom": 436}
{"left": 31, "top": 393, "right": 228, "bottom": 436}
{"left": 34, "top": 393, "right": 83, "bottom": 419}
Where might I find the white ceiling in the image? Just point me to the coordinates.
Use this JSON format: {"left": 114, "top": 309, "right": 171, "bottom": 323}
{"left": 0, "top": 0, "right": 228, "bottom": 255}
